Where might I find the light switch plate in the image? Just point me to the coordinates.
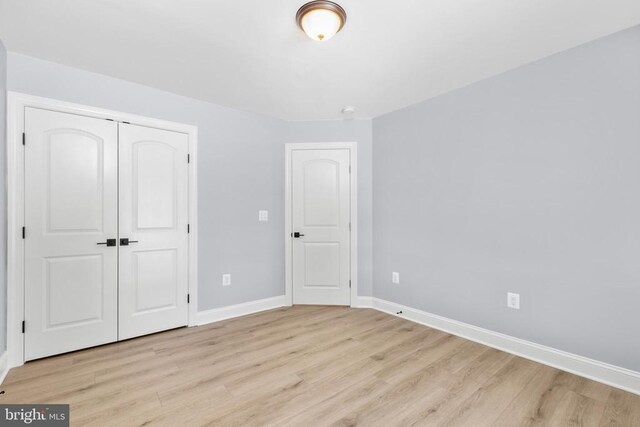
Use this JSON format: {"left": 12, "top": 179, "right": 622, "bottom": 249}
{"left": 258, "top": 210, "right": 268, "bottom": 222}
{"left": 222, "top": 274, "right": 231, "bottom": 287}
{"left": 392, "top": 272, "right": 400, "bottom": 284}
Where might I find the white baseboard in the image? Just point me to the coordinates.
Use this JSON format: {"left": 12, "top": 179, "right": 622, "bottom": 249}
{"left": 352, "top": 296, "right": 373, "bottom": 308}
{"left": 195, "top": 293, "right": 374, "bottom": 325}
{"left": 0, "top": 351, "right": 9, "bottom": 385}
{"left": 371, "top": 297, "right": 640, "bottom": 396}
{"left": 195, "top": 295, "right": 286, "bottom": 326}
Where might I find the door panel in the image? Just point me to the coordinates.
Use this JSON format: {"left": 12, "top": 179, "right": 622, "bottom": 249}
{"left": 134, "top": 142, "right": 177, "bottom": 229}
{"left": 304, "top": 243, "right": 341, "bottom": 287}
{"left": 45, "top": 255, "right": 104, "bottom": 328}
{"left": 118, "top": 123, "right": 189, "bottom": 340}
{"left": 303, "top": 160, "right": 340, "bottom": 226}
{"left": 24, "top": 108, "right": 118, "bottom": 360}
{"left": 292, "top": 149, "right": 351, "bottom": 305}
{"left": 133, "top": 249, "right": 177, "bottom": 312}
{"left": 47, "top": 131, "right": 104, "bottom": 232}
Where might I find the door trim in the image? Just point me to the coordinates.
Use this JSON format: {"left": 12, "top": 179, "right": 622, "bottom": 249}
{"left": 6, "top": 92, "right": 199, "bottom": 368}
{"left": 284, "top": 142, "right": 358, "bottom": 307}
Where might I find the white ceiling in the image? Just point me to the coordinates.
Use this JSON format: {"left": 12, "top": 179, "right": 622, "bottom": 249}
{"left": 1, "top": 0, "right": 639, "bottom": 120}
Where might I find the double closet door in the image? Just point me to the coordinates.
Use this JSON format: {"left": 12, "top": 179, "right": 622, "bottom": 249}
{"left": 24, "top": 108, "right": 190, "bottom": 361}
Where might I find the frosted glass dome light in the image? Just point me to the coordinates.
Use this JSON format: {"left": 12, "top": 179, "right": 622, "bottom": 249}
{"left": 296, "top": 1, "right": 347, "bottom": 42}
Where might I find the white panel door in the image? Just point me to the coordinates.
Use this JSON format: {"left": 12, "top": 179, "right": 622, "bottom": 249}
{"left": 292, "top": 149, "right": 351, "bottom": 305}
{"left": 24, "top": 108, "right": 118, "bottom": 360}
{"left": 118, "top": 123, "right": 189, "bottom": 340}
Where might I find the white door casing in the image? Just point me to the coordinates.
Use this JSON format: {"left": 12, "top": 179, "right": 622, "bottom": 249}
{"left": 118, "top": 123, "right": 190, "bottom": 340}
{"left": 291, "top": 148, "right": 351, "bottom": 305}
{"left": 24, "top": 108, "right": 119, "bottom": 360}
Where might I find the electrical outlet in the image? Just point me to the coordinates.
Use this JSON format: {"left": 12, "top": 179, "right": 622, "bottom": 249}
{"left": 392, "top": 272, "right": 400, "bottom": 284}
{"left": 258, "top": 210, "right": 268, "bottom": 222}
{"left": 222, "top": 274, "right": 231, "bottom": 287}
{"left": 507, "top": 292, "right": 520, "bottom": 309}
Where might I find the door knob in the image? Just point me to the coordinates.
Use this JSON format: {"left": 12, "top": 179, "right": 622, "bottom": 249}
{"left": 97, "top": 238, "right": 117, "bottom": 247}
{"left": 292, "top": 232, "right": 305, "bottom": 238}
{"left": 120, "top": 238, "right": 139, "bottom": 246}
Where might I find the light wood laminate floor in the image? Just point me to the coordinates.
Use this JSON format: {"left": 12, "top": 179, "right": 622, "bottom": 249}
{"left": 1, "top": 306, "right": 639, "bottom": 426}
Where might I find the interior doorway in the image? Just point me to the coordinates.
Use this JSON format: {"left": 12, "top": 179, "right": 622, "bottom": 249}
{"left": 285, "top": 142, "right": 358, "bottom": 306}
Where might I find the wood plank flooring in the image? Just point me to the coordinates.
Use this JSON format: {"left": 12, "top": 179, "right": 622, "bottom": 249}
{"left": 1, "top": 306, "right": 639, "bottom": 426}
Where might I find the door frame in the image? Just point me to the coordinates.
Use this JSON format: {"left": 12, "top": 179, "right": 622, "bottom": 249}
{"left": 284, "top": 142, "right": 358, "bottom": 307}
{"left": 6, "top": 92, "right": 199, "bottom": 368}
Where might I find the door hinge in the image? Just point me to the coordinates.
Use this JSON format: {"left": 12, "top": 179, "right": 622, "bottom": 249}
{"left": 349, "top": 222, "right": 351, "bottom": 232}
{"left": 187, "top": 154, "right": 190, "bottom": 163}
{"left": 22, "top": 132, "right": 26, "bottom": 146}
{"left": 22, "top": 226, "right": 25, "bottom": 239}
{"left": 187, "top": 294, "right": 190, "bottom": 304}
{"left": 349, "top": 165, "right": 351, "bottom": 174}
{"left": 349, "top": 280, "right": 352, "bottom": 288}
{"left": 187, "top": 224, "right": 190, "bottom": 234}
{"left": 22, "top": 321, "right": 25, "bottom": 333}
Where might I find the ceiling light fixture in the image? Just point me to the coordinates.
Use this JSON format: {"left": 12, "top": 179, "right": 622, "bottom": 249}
{"left": 296, "top": 1, "right": 347, "bottom": 42}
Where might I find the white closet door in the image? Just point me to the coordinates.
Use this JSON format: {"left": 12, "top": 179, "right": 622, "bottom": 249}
{"left": 292, "top": 149, "right": 351, "bottom": 305}
{"left": 118, "top": 123, "right": 190, "bottom": 340}
{"left": 24, "top": 108, "right": 119, "bottom": 360}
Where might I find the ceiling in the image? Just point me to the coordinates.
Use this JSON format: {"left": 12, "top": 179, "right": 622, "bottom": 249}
{"left": 1, "top": 1, "right": 639, "bottom": 121}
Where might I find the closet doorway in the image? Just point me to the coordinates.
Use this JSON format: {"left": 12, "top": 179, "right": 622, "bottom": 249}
{"left": 7, "top": 93, "right": 198, "bottom": 365}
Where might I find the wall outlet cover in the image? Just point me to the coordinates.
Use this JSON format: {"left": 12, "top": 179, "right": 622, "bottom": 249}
{"left": 507, "top": 292, "right": 520, "bottom": 309}
{"left": 258, "top": 210, "right": 268, "bottom": 222}
{"left": 222, "top": 274, "right": 231, "bottom": 286}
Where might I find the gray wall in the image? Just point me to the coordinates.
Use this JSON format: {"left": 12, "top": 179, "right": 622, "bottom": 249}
{"left": 6, "top": 53, "right": 373, "bottom": 313}
{"left": 283, "top": 120, "right": 373, "bottom": 296}
{"left": 372, "top": 25, "right": 640, "bottom": 371}
{"left": 0, "top": 40, "right": 7, "bottom": 352}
